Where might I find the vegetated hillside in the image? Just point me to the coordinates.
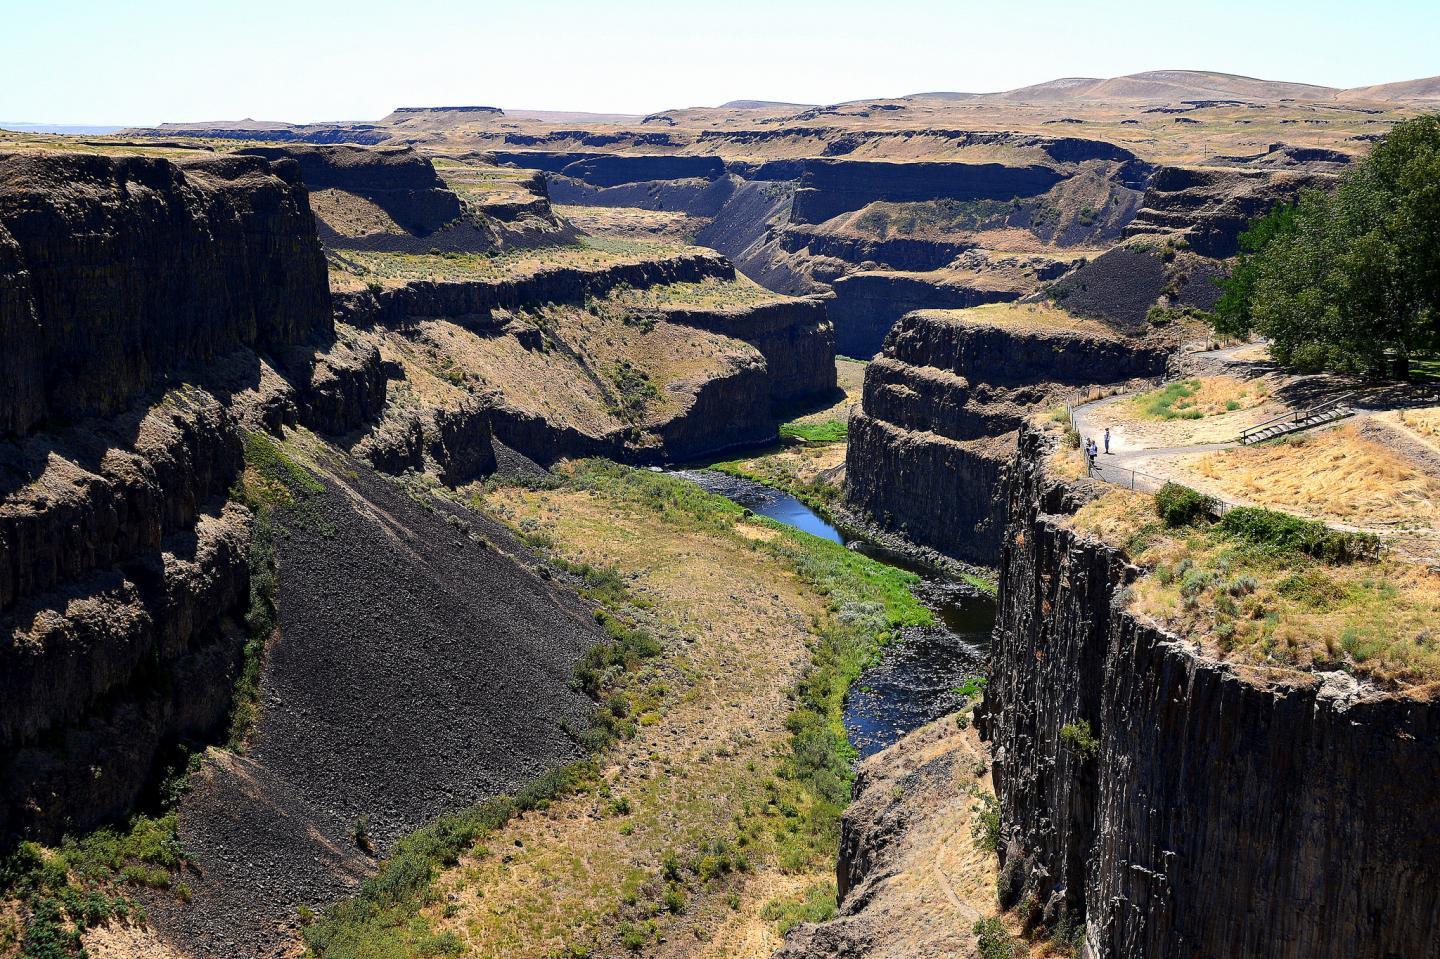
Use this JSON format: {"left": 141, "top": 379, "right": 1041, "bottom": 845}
{"left": 0, "top": 144, "right": 835, "bottom": 957}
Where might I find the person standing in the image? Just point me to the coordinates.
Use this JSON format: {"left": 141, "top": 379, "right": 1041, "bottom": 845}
{"left": 1104, "top": 427, "right": 1111, "bottom": 455}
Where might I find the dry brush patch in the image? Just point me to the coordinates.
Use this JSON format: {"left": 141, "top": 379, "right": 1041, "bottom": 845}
{"left": 1070, "top": 486, "right": 1440, "bottom": 687}
{"left": 1185, "top": 424, "right": 1440, "bottom": 529}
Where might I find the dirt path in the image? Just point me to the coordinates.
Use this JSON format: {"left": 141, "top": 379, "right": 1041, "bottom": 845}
{"left": 421, "top": 485, "right": 832, "bottom": 957}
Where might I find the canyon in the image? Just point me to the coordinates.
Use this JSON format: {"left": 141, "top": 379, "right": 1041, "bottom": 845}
{"left": 2, "top": 66, "right": 1438, "bottom": 959}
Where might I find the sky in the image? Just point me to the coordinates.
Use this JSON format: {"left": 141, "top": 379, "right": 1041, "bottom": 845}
{"left": 3, "top": 0, "right": 1437, "bottom": 125}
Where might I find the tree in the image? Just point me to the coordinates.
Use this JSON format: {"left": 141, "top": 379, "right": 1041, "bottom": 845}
{"left": 1214, "top": 115, "right": 1440, "bottom": 375}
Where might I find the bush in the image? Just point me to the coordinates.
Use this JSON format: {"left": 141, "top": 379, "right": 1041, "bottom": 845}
{"left": 1218, "top": 507, "right": 1379, "bottom": 563}
{"left": 1154, "top": 483, "right": 1213, "bottom": 527}
{"left": 971, "top": 791, "right": 1001, "bottom": 853}
{"left": 974, "top": 916, "right": 1021, "bottom": 959}
{"left": 1059, "top": 720, "right": 1099, "bottom": 760}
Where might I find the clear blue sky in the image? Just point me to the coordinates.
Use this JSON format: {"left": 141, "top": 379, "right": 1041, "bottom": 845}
{"left": 3, "top": 0, "right": 1436, "bottom": 124}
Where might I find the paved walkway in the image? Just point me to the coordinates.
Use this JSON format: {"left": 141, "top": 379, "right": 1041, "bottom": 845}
{"left": 1064, "top": 348, "right": 1440, "bottom": 557}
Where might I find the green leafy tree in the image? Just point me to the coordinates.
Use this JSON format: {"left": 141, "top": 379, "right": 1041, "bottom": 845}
{"left": 1215, "top": 115, "right": 1440, "bottom": 375}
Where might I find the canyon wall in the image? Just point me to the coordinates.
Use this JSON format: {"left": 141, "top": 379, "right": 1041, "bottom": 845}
{"left": 791, "top": 159, "right": 1066, "bottom": 224}
{"left": 981, "top": 426, "right": 1440, "bottom": 959}
{"left": 845, "top": 311, "right": 1168, "bottom": 565}
{"left": 0, "top": 150, "right": 338, "bottom": 841}
{"left": 335, "top": 252, "right": 836, "bottom": 467}
{"left": 1124, "top": 165, "right": 1333, "bottom": 258}
{"left": 0, "top": 152, "right": 331, "bottom": 436}
{"left": 238, "top": 144, "right": 463, "bottom": 235}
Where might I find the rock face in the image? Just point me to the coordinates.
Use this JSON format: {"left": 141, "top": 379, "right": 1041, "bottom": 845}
{"left": 663, "top": 297, "right": 835, "bottom": 403}
{"left": 982, "top": 425, "right": 1440, "bottom": 959}
{"left": 0, "top": 151, "right": 339, "bottom": 842}
{"left": 488, "top": 150, "right": 725, "bottom": 186}
{"left": 1124, "top": 165, "right": 1333, "bottom": 258}
{"left": 845, "top": 311, "right": 1168, "bottom": 565}
{"left": 791, "top": 159, "right": 1067, "bottom": 224}
{"left": 775, "top": 718, "right": 998, "bottom": 959}
{"left": 1048, "top": 244, "right": 1226, "bottom": 328}
{"left": 0, "top": 151, "right": 330, "bottom": 437}
{"left": 828, "top": 271, "right": 1025, "bottom": 359}
{"left": 238, "top": 144, "right": 462, "bottom": 235}
{"left": 336, "top": 252, "right": 835, "bottom": 468}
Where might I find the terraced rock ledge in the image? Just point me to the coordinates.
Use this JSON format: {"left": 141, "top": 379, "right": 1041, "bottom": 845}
{"left": 845, "top": 302, "right": 1171, "bottom": 565}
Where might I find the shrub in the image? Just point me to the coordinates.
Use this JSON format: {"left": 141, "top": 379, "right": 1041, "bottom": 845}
{"left": 759, "top": 882, "right": 837, "bottom": 935}
{"left": 971, "top": 791, "right": 1001, "bottom": 853}
{"left": 974, "top": 916, "right": 1021, "bottom": 959}
{"left": 1059, "top": 720, "right": 1099, "bottom": 760}
{"left": 1154, "top": 483, "right": 1213, "bottom": 527}
{"left": 1218, "top": 507, "right": 1379, "bottom": 563}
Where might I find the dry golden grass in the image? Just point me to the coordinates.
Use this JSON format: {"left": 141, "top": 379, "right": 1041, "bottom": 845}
{"left": 1396, "top": 406, "right": 1440, "bottom": 443}
{"left": 603, "top": 273, "right": 790, "bottom": 311}
{"left": 370, "top": 298, "right": 759, "bottom": 440}
{"left": 308, "top": 188, "right": 407, "bottom": 237}
{"left": 429, "top": 485, "right": 826, "bottom": 957}
{"left": 1131, "top": 375, "right": 1271, "bottom": 420}
{"left": 555, "top": 204, "right": 708, "bottom": 242}
{"left": 1188, "top": 424, "right": 1440, "bottom": 528}
{"left": 918, "top": 301, "right": 1115, "bottom": 337}
{"left": 1068, "top": 485, "right": 1440, "bottom": 687}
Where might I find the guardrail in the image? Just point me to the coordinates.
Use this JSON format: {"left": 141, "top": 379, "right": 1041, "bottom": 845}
{"left": 1086, "top": 460, "right": 1233, "bottom": 517}
{"left": 1239, "top": 391, "right": 1359, "bottom": 445}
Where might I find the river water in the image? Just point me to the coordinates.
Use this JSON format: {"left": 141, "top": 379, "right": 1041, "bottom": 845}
{"left": 667, "top": 469, "right": 995, "bottom": 758}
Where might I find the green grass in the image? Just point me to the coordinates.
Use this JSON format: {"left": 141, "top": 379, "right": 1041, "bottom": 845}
{"left": 1134, "top": 379, "right": 1204, "bottom": 420}
{"left": 0, "top": 813, "right": 189, "bottom": 959}
{"left": 560, "top": 461, "right": 932, "bottom": 868}
{"left": 759, "top": 881, "right": 837, "bottom": 935}
{"left": 779, "top": 419, "right": 848, "bottom": 443}
{"left": 1408, "top": 355, "right": 1440, "bottom": 383}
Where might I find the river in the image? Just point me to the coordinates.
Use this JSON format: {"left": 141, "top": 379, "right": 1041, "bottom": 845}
{"left": 667, "top": 469, "right": 995, "bottom": 758}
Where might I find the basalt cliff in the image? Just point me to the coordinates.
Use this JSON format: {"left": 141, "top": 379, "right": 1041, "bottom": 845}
{"left": 978, "top": 425, "right": 1440, "bottom": 959}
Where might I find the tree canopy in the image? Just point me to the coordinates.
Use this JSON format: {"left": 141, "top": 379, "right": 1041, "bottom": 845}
{"left": 1214, "top": 115, "right": 1440, "bottom": 375}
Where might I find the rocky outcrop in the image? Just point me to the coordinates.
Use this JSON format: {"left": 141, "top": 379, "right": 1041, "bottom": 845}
{"left": 828, "top": 271, "right": 1025, "bottom": 359}
{"left": 791, "top": 160, "right": 1067, "bottom": 224}
{"left": 981, "top": 425, "right": 1440, "bottom": 959}
{"left": 237, "top": 144, "right": 462, "bottom": 235}
{"left": 664, "top": 297, "right": 836, "bottom": 402}
{"left": 845, "top": 311, "right": 1168, "bottom": 565}
{"left": 780, "top": 226, "right": 976, "bottom": 273}
{"left": 334, "top": 250, "right": 734, "bottom": 327}
{"left": 0, "top": 151, "right": 331, "bottom": 437}
{"left": 334, "top": 251, "right": 832, "bottom": 467}
{"left": 488, "top": 150, "right": 724, "bottom": 187}
{"left": 0, "top": 149, "right": 333, "bottom": 841}
{"left": 775, "top": 718, "right": 998, "bottom": 959}
{"left": 1048, "top": 244, "right": 1226, "bottom": 328}
{"left": 1124, "top": 165, "right": 1334, "bottom": 258}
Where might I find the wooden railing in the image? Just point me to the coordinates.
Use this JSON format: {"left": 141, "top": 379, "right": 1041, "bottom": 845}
{"left": 1239, "top": 391, "right": 1358, "bottom": 445}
